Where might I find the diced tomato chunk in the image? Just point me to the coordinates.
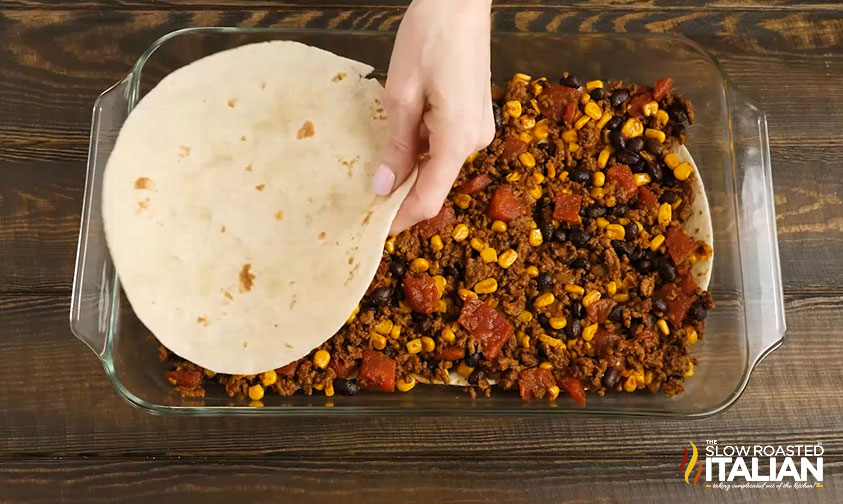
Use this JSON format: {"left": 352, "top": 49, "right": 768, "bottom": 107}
{"left": 606, "top": 164, "right": 637, "bottom": 199}
{"left": 458, "top": 298, "right": 514, "bottom": 359}
{"left": 637, "top": 186, "right": 659, "bottom": 211}
{"left": 278, "top": 360, "right": 299, "bottom": 378}
{"left": 434, "top": 346, "right": 466, "bottom": 361}
{"left": 329, "top": 357, "right": 358, "bottom": 379}
{"left": 653, "top": 77, "right": 674, "bottom": 101}
{"left": 559, "top": 375, "right": 586, "bottom": 405}
{"left": 415, "top": 203, "right": 456, "bottom": 240}
{"left": 358, "top": 350, "right": 396, "bottom": 392}
{"left": 592, "top": 328, "right": 620, "bottom": 358}
{"left": 487, "top": 185, "right": 526, "bottom": 222}
{"left": 635, "top": 328, "right": 659, "bottom": 344}
{"left": 456, "top": 174, "right": 492, "bottom": 195}
{"left": 677, "top": 274, "right": 698, "bottom": 295}
{"left": 402, "top": 274, "right": 440, "bottom": 314}
{"left": 586, "top": 298, "right": 617, "bottom": 323}
{"left": 518, "top": 368, "right": 556, "bottom": 400}
{"left": 537, "top": 84, "right": 582, "bottom": 123}
{"left": 665, "top": 226, "right": 697, "bottom": 266}
{"left": 627, "top": 90, "right": 654, "bottom": 118}
{"left": 166, "top": 369, "right": 202, "bottom": 388}
{"left": 553, "top": 192, "right": 583, "bottom": 223}
{"left": 501, "top": 137, "right": 528, "bottom": 160}
{"left": 656, "top": 283, "right": 694, "bottom": 325}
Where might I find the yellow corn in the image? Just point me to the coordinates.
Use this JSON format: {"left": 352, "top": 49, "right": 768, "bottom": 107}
{"left": 645, "top": 128, "right": 666, "bottom": 143}
{"left": 534, "top": 292, "right": 556, "bottom": 308}
{"left": 457, "top": 361, "right": 474, "bottom": 380}
{"left": 639, "top": 151, "right": 654, "bottom": 163}
{"left": 580, "top": 92, "right": 591, "bottom": 104}
{"left": 441, "top": 325, "right": 456, "bottom": 343}
{"left": 549, "top": 317, "right": 567, "bottom": 330}
{"left": 204, "top": 369, "right": 216, "bottom": 378}
{"left": 452, "top": 223, "right": 469, "bottom": 242}
{"left": 513, "top": 72, "right": 531, "bottom": 82}
{"left": 649, "top": 233, "right": 666, "bottom": 251}
{"left": 602, "top": 282, "right": 616, "bottom": 297}
{"left": 313, "top": 382, "right": 324, "bottom": 391}
{"left": 406, "top": 338, "right": 423, "bottom": 354}
{"left": 539, "top": 361, "right": 553, "bottom": 370}
{"left": 533, "top": 119, "right": 549, "bottom": 140}
{"left": 605, "top": 224, "right": 625, "bottom": 240}
{"left": 532, "top": 172, "right": 545, "bottom": 185}
{"left": 539, "top": 334, "right": 563, "bottom": 348}
{"left": 621, "top": 118, "right": 643, "bottom": 139}
{"left": 519, "top": 152, "right": 537, "bottom": 169}
{"left": 618, "top": 217, "right": 630, "bottom": 225}
{"left": 590, "top": 187, "right": 604, "bottom": 199}
{"left": 623, "top": 376, "right": 637, "bottom": 392}
{"left": 582, "top": 290, "right": 602, "bottom": 308}
{"left": 520, "top": 115, "right": 536, "bottom": 131}
{"left": 596, "top": 111, "right": 612, "bottom": 130}
{"left": 519, "top": 131, "right": 533, "bottom": 143}
{"left": 597, "top": 146, "right": 613, "bottom": 169}
{"left": 453, "top": 193, "right": 472, "bottom": 210}
{"left": 656, "top": 109, "right": 670, "bottom": 128}
{"left": 582, "top": 323, "right": 598, "bottom": 342}
{"left": 596, "top": 217, "right": 610, "bottom": 229}
{"left": 561, "top": 129, "right": 578, "bottom": 143}
{"left": 421, "top": 336, "right": 436, "bottom": 353}
{"left": 683, "top": 360, "right": 695, "bottom": 378}
{"left": 480, "top": 247, "right": 498, "bottom": 264}
{"left": 325, "top": 382, "right": 335, "bottom": 397}
{"left": 390, "top": 324, "right": 402, "bottom": 340}
{"left": 642, "top": 101, "right": 659, "bottom": 117}
{"left": 672, "top": 197, "right": 683, "bottom": 210}
{"left": 438, "top": 299, "right": 448, "bottom": 313}
{"left": 558, "top": 170, "right": 569, "bottom": 182}
{"left": 374, "top": 319, "right": 393, "bottom": 335}
{"left": 633, "top": 173, "right": 651, "bottom": 186}
{"left": 313, "top": 349, "right": 330, "bottom": 369}
{"left": 657, "top": 318, "right": 670, "bottom": 336}
{"left": 531, "top": 89, "right": 542, "bottom": 104}
{"left": 612, "top": 293, "right": 630, "bottom": 303}
{"left": 430, "top": 234, "right": 444, "bottom": 251}
{"left": 546, "top": 163, "right": 557, "bottom": 179}
{"left": 466, "top": 151, "right": 479, "bottom": 163}
{"left": 585, "top": 79, "right": 603, "bottom": 91}
{"left": 584, "top": 101, "right": 602, "bottom": 120}
{"left": 674, "top": 161, "right": 693, "bottom": 181}
{"left": 529, "top": 228, "right": 543, "bottom": 246}
{"left": 410, "top": 257, "right": 430, "bottom": 273}
{"left": 498, "top": 249, "right": 518, "bottom": 269}
{"left": 592, "top": 171, "right": 606, "bottom": 187}
{"left": 528, "top": 185, "right": 543, "bottom": 200}
{"left": 574, "top": 115, "right": 591, "bottom": 130}
{"left": 458, "top": 288, "right": 477, "bottom": 300}
{"left": 385, "top": 236, "right": 396, "bottom": 254}
{"left": 248, "top": 384, "right": 264, "bottom": 401}
{"left": 397, "top": 376, "right": 417, "bottom": 392}
{"left": 505, "top": 100, "right": 522, "bottom": 119}
{"left": 635, "top": 221, "right": 643, "bottom": 232}
{"left": 568, "top": 142, "right": 580, "bottom": 153}
{"left": 468, "top": 238, "right": 485, "bottom": 252}
{"left": 505, "top": 172, "right": 521, "bottom": 183}
{"left": 663, "top": 152, "right": 680, "bottom": 169}
{"left": 398, "top": 300, "right": 411, "bottom": 313}
{"left": 658, "top": 203, "right": 672, "bottom": 227}
{"left": 564, "top": 284, "right": 585, "bottom": 296}
{"left": 546, "top": 385, "right": 560, "bottom": 400}
{"left": 433, "top": 275, "right": 447, "bottom": 295}
{"left": 526, "top": 265, "right": 539, "bottom": 278}
{"left": 491, "top": 220, "right": 508, "bottom": 233}
{"left": 520, "top": 332, "right": 531, "bottom": 348}
{"left": 260, "top": 370, "right": 277, "bottom": 387}
{"left": 474, "top": 278, "right": 498, "bottom": 295}
{"left": 371, "top": 332, "right": 387, "bottom": 350}
{"left": 347, "top": 305, "right": 360, "bottom": 324}
{"left": 686, "top": 327, "right": 698, "bottom": 345}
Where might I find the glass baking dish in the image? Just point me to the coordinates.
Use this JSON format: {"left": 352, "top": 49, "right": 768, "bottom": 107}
{"left": 71, "top": 28, "right": 785, "bottom": 417}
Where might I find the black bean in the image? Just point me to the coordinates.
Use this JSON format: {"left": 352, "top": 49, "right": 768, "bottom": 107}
{"left": 590, "top": 87, "right": 607, "bottom": 101}
{"left": 571, "top": 302, "right": 586, "bottom": 319}
{"left": 645, "top": 137, "right": 663, "bottom": 156}
{"left": 616, "top": 150, "right": 640, "bottom": 165}
{"left": 609, "top": 130, "right": 626, "bottom": 151}
{"left": 647, "top": 162, "right": 664, "bottom": 183}
{"left": 605, "top": 115, "right": 624, "bottom": 131}
{"left": 668, "top": 102, "right": 689, "bottom": 124}
{"left": 610, "top": 89, "right": 629, "bottom": 107}
{"left": 538, "top": 313, "right": 552, "bottom": 331}
{"left": 416, "top": 317, "right": 433, "bottom": 335}
{"left": 626, "top": 136, "right": 645, "bottom": 153}
{"left": 537, "top": 196, "right": 553, "bottom": 209}
{"left": 624, "top": 222, "right": 639, "bottom": 241}
{"left": 669, "top": 121, "right": 686, "bottom": 138}
{"left": 465, "top": 352, "right": 482, "bottom": 368}
{"left": 662, "top": 167, "right": 677, "bottom": 187}
{"left": 453, "top": 263, "right": 465, "bottom": 280}
{"left": 454, "top": 205, "right": 467, "bottom": 216}
{"left": 645, "top": 313, "right": 657, "bottom": 328}
{"left": 360, "top": 301, "right": 378, "bottom": 315}
{"left": 652, "top": 297, "right": 667, "bottom": 314}
{"left": 383, "top": 346, "right": 398, "bottom": 358}
{"left": 538, "top": 219, "right": 554, "bottom": 243}
{"left": 612, "top": 239, "right": 633, "bottom": 257}
{"left": 569, "top": 229, "right": 592, "bottom": 248}
{"left": 608, "top": 305, "right": 624, "bottom": 323}
{"left": 660, "top": 190, "right": 680, "bottom": 204}
{"left": 560, "top": 74, "right": 580, "bottom": 88}
{"left": 492, "top": 102, "right": 503, "bottom": 130}
{"left": 333, "top": 379, "right": 359, "bottom": 396}
{"left": 689, "top": 303, "right": 707, "bottom": 321}
{"left": 629, "top": 247, "right": 646, "bottom": 263}
{"left": 631, "top": 159, "right": 646, "bottom": 172}
{"left": 585, "top": 205, "right": 607, "bottom": 218}
{"left": 636, "top": 259, "right": 653, "bottom": 274}
{"left": 554, "top": 228, "right": 568, "bottom": 243}
{"left": 569, "top": 166, "right": 591, "bottom": 184}
{"left": 613, "top": 203, "right": 629, "bottom": 217}
{"left": 541, "top": 141, "right": 558, "bottom": 157}
{"left": 468, "top": 369, "right": 486, "bottom": 386}
{"left": 566, "top": 319, "right": 583, "bottom": 339}
{"left": 602, "top": 367, "right": 622, "bottom": 389}
{"left": 571, "top": 257, "right": 590, "bottom": 270}
{"left": 442, "top": 266, "right": 459, "bottom": 278}
{"left": 390, "top": 257, "right": 407, "bottom": 277}
{"left": 536, "top": 272, "right": 553, "bottom": 292}
{"left": 658, "top": 260, "right": 677, "bottom": 282}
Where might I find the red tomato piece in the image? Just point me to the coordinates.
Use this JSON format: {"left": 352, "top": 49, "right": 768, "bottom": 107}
{"left": 564, "top": 101, "right": 578, "bottom": 125}
{"left": 329, "top": 357, "right": 358, "bottom": 379}
{"left": 501, "top": 137, "right": 528, "bottom": 160}
{"left": 458, "top": 298, "right": 514, "bottom": 359}
{"left": 606, "top": 164, "right": 637, "bottom": 199}
{"left": 415, "top": 203, "right": 456, "bottom": 240}
{"left": 166, "top": 369, "right": 202, "bottom": 387}
{"left": 402, "top": 274, "right": 440, "bottom": 315}
{"left": 518, "top": 368, "right": 556, "bottom": 400}
{"left": 653, "top": 77, "right": 674, "bottom": 101}
{"left": 553, "top": 192, "right": 583, "bottom": 224}
{"left": 277, "top": 360, "right": 299, "bottom": 378}
{"left": 665, "top": 226, "right": 697, "bottom": 266}
{"left": 456, "top": 174, "right": 493, "bottom": 195}
{"left": 627, "top": 90, "right": 654, "bottom": 118}
{"left": 537, "top": 84, "right": 582, "bottom": 123}
{"left": 586, "top": 298, "right": 617, "bottom": 323}
{"left": 656, "top": 283, "right": 694, "bottom": 326}
{"left": 358, "top": 350, "right": 396, "bottom": 392}
{"left": 637, "top": 186, "right": 659, "bottom": 211}
{"left": 434, "top": 346, "right": 466, "bottom": 361}
{"left": 677, "top": 274, "right": 698, "bottom": 296}
{"left": 592, "top": 328, "right": 621, "bottom": 358}
{"left": 559, "top": 375, "right": 586, "bottom": 405}
{"left": 487, "top": 185, "right": 526, "bottom": 222}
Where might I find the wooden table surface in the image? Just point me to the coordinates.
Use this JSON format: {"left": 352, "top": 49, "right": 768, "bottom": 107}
{"left": 1, "top": 1, "right": 842, "bottom": 502}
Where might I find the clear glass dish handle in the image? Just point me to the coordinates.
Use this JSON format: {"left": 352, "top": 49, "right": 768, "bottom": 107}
{"left": 731, "top": 89, "right": 787, "bottom": 370}
{"left": 70, "top": 76, "right": 132, "bottom": 358}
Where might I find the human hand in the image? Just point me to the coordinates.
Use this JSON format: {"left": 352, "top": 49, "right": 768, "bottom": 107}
{"left": 372, "top": 0, "right": 495, "bottom": 234}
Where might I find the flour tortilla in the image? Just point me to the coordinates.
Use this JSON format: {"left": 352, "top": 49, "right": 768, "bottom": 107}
{"left": 103, "top": 41, "right": 413, "bottom": 375}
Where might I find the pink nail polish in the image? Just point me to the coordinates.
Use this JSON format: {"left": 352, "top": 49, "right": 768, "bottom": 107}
{"left": 372, "top": 164, "right": 396, "bottom": 195}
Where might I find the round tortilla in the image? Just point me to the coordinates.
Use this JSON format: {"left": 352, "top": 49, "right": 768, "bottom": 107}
{"left": 103, "top": 41, "right": 413, "bottom": 375}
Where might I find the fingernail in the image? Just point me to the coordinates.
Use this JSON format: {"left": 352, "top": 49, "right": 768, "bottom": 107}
{"left": 372, "top": 164, "right": 396, "bottom": 195}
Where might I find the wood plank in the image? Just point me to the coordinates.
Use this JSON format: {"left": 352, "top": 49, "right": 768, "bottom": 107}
{"left": 0, "top": 292, "right": 839, "bottom": 457}
{"left": 0, "top": 457, "right": 838, "bottom": 504}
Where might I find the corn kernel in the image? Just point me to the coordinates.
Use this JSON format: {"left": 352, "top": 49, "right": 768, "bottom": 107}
{"left": 519, "top": 131, "right": 533, "bottom": 143}
{"left": 457, "top": 361, "right": 474, "bottom": 380}
{"left": 621, "top": 118, "right": 643, "bottom": 139}
{"left": 561, "top": 129, "right": 578, "bottom": 143}
{"left": 420, "top": 336, "right": 436, "bottom": 353}
{"left": 398, "top": 300, "right": 411, "bottom": 313}
{"left": 546, "top": 162, "right": 557, "bottom": 179}
{"left": 590, "top": 187, "right": 604, "bottom": 199}
{"left": 532, "top": 172, "right": 545, "bottom": 185}
{"left": 584, "top": 101, "right": 603, "bottom": 120}
{"left": 549, "top": 317, "right": 567, "bottom": 330}
{"left": 528, "top": 185, "right": 543, "bottom": 200}
{"left": 606, "top": 281, "right": 618, "bottom": 296}
{"left": 673, "top": 161, "right": 693, "bottom": 181}
{"left": 489, "top": 220, "right": 507, "bottom": 234}
{"left": 433, "top": 275, "right": 447, "bottom": 295}
{"left": 325, "top": 382, "right": 335, "bottom": 397}
{"left": 558, "top": 170, "right": 569, "bottom": 182}
{"left": 546, "top": 385, "right": 560, "bottom": 400}
{"left": 658, "top": 203, "right": 672, "bottom": 227}
{"left": 649, "top": 233, "right": 666, "bottom": 251}
{"left": 580, "top": 92, "right": 591, "bottom": 104}
{"left": 642, "top": 101, "right": 659, "bottom": 117}
{"left": 313, "top": 382, "right": 325, "bottom": 391}
{"left": 565, "top": 284, "right": 585, "bottom": 296}
{"left": 430, "top": 234, "right": 444, "bottom": 251}
{"left": 452, "top": 223, "right": 469, "bottom": 242}
{"left": 686, "top": 327, "right": 698, "bottom": 345}
{"left": 574, "top": 115, "right": 591, "bottom": 130}
{"left": 633, "top": 173, "right": 651, "bottom": 186}
{"left": 672, "top": 197, "right": 683, "bottom": 210}
{"left": 531, "top": 80, "right": 543, "bottom": 95}
{"left": 374, "top": 319, "right": 394, "bottom": 335}
{"left": 517, "top": 311, "right": 534, "bottom": 324}
{"left": 498, "top": 249, "right": 518, "bottom": 269}
{"left": 535, "top": 362, "right": 553, "bottom": 372}
{"left": 390, "top": 324, "right": 402, "bottom": 339}
{"left": 467, "top": 239, "right": 485, "bottom": 253}
{"left": 480, "top": 247, "right": 498, "bottom": 264}
{"left": 539, "top": 333, "right": 563, "bottom": 348}
{"left": 529, "top": 228, "right": 543, "bottom": 247}
{"left": 531, "top": 98, "right": 540, "bottom": 113}
{"left": 248, "top": 384, "right": 264, "bottom": 401}
{"left": 513, "top": 72, "right": 531, "bottom": 82}
{"left": 347, "top": 305, "right": 360, "bottom": 324}
{"left": 438, "top": 299, "right": 448, "bottom": 313}
{"left": 635, "top": 221, "right": 643, "bottom": 232}
{"left": 657, "top": 318, "right": 670, "bottom": 336}
{"left": 519, "top": 115, "right": 536, "bottom": 131}
{"left": 683, "top": 360, "right": 695, "bottom": 378}
{"left": 612, "top": 293, "right": 630, "bottom": 303}
{"left": 582, "top": 323, "right": 598, "bottom": 342}
{"left": 663, "top": 152, "right": 680, "bottom": 169}
{"left": 617, "top": 217, "right": 630, "bottom": 225}
{"left": 260, "top": 370, "right": 277, "bottom": 387}
{"left": 474, "top": 278, "right": 498, "bottom": 294}
{"left": 639, "top": 151, "right": 654, "bottom": 163}
{"left": 597, "top": 146, "right": 613, "bottom": 169}
{"left": 634, "top": 369, "right": 646, "bottom": 387}
{"left": 596, "top": 217, "right": 610, "bottom": 229}
{"left": 534, "top": 292, "right": 555, "bottom": 308}
{"left": 585, "top": 79, "right": 604, "bottom": 91}
{"left": 588, "top": 171, "right": 604, "bottom": 189}
{"left": 385, "top": 236, "right": 396, "bottom": 254}
{"left": 410, "top": 257, "right": 430, "bottom": 273}
{"left": 520, "top": 332, "right": 531, "bottom": 348}
{"left": 605, "top": 223, "right": 625, "bottom": 240}
{"left": 406, "top": 338, "right": 423, "bottom": 354}
{"left": 568, "top": 142, "right": 580, "bottom": 153}
{"left": 505, "top": 172, "right": 521, "bottom": 185}
{"left": 596, "top": 111, "right": 612, "bottom": 129}
{"left": 441, "top": 326, "right": 456, "bottom": 343}
{"left": 533, "top": 119, "right": 549, "bottom": 140}
{"left": 371, "top": 332, "right": 387, "bottom": 350}
{"left": 582, "top": 290, "right": 601, "bottom": 308}
{"left": 204, "top": 369, "right": 216, "bottom": 378}
{"left": 623, "top": 376, "right": 637, "bottom": 392}
{"left": 397, "top": 376, "right": 417, "bottom": 392}
{"left": 645, "top": 128, "right": 666, "bottom": 143}
{"left": 453, "top": 192, "right": 472, "bottom": 209}
{"left": 505, "top": 100, "right": 522, "bottom": 119}
{"left": 655, "top": 109, "right": 670, "bottom": 128}
{"left": 526, "top": 265, "right": 539, "bottom": 278}
{"left": 466, "top": 151, "right": 479, "bottom": 163}
{"left": 458, "top": 288, "right": 477, "bottom": 300}
{"left": 313, "top": 349, "right": 330, "bottom": 369}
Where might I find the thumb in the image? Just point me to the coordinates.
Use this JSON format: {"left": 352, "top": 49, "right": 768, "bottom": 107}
{"left": 373, "top": 88, "right": 424, "bottom": 196}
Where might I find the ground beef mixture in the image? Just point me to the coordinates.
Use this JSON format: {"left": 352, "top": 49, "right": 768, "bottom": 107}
{"left": 161, "top": 72, "right": 713, "bottom": 405}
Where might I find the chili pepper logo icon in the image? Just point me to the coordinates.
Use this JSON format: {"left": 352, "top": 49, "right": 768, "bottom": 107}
{"left": 680, "top": 441, "right": 703, "bottom": 486}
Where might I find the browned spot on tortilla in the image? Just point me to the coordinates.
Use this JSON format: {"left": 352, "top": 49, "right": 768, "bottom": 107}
{"left": 296, "top": 120, "right": 315, "bottom": 139}
{"left": 240, "top": 135, "right": 247, "bottom": 142}
{"left": 318, "top": 231, "right": 326, "bottom": 240}
{"left": 243, "top": 341, "right": 248, "bottom": 348}
{"left": 239, "top": 263, "right": 255, "bottom": 292}
{"left": 256, "top": 184, "right": 266, "bottom": 191}
{"left": 275, "top": 210, "right": 284, "bottom": 221}
{"left": 284, "top": 343, "right": 293, "bottom": 349}
{"left": 332, "top": 72, "right": 347, "bottom": 82}
{"left": 223, "top": 290, "right": 233, "bottom": 301}
{"left": 134, "top": 177, "right": 154, "bottom": 190}
{"left": 348, "top": 257, "right": 354, "bottom": 265}
{"left": 344, "top": 263, "right": 360, "bottom": 286}
{"left": 227, "top": 98, "right": 238, "bottom": 108}
{"left": 342, "top": 156, "right": 359, "bottom": 177}
{"left": 274, "top": 323, "right": 279, "bottom": 328}
{"left": 178, "top": 145, "right": 190, "bottom": 158}
{"left": 196, "top": 316, "right": 209, "bottom": 327}
{"left": 244, "top": 163, "right": 252, "bottom": 172}
{"left": 260, "top": 81, "right": 266, "bottom": 89}
{"left": 288, "top": 280, "right": 295, "bottom": 286}
{"left": 220, "top": 226, "right": 226, "bottom": 233}
{"left": 289, "top": 294, "right": 297, "bottom": 309}
{"left": 362, "top": 209, "right": 374, "bottom": 226}
{"left": 335, "top": 240, "right": 340, "bottom": 246}
{"left": 136, "top": 198, "right": 150, "bottom": 213}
